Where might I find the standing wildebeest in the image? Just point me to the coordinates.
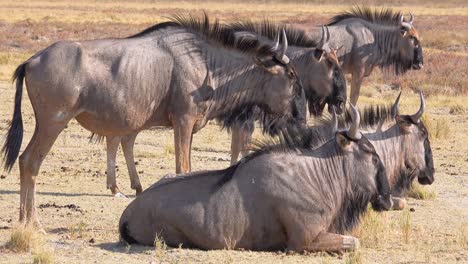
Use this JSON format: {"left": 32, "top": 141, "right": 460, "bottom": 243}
{"left": 226, "top": 23, "right": 347, "bottom": 163}
{"left": 1, "top": 15, "right": 304, "bottom": 226}
{"left": 309, "top": 7, "right": 424, "bottom": 104}
{"left": 119, "top": 105, "right": 393, "bottom": 252}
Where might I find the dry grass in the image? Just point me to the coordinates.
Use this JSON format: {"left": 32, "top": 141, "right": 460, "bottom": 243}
{"left": 5, "top": 226, "right": 37, "bottom": 252}
{"left": 344, "top": 250, "right": 363, "bottom": 264}
{"left": 351, "top": 209, "right": 387, "bottom": 248}
{"left": 399, "top": 209, "right": 412, "bottom": 244}
{"left": 154, "top": 233, "right": 168, "bottom": 261}
{"left": 449, "top": 103, "right": 466, "bottom": 114}
{"left": 69, "top": 221, "right": 87, "bottom": 240}
{"left": 407, "top": 183, "right": 437, "bottom": 200}
{"left": 421, "top": 114, "right": 451, "bottom": 141}
{"left": 32, "top": 248, "right": 54, "bottom": 264}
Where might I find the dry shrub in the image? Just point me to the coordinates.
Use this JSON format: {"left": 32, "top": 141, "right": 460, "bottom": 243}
{"left": 407, "top": 183, "right": 436, "bottom": 200}
{"left": 69, "top": 221, "right": 88, "bottom": 239}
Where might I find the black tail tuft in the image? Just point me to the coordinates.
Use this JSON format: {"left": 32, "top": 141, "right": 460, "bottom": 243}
{"left": 119, "top": 221, "right": 138, "bottom": 244}
{"left": 2, "top": 63, "right": 26, "bottom": 171}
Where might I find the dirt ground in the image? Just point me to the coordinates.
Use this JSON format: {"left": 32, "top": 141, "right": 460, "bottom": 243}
{"left": 0, "top": 1, "right": 467, "bottom": 263}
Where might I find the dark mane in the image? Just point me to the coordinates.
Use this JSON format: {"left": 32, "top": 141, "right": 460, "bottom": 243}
{"left": 128, "top": 13, "right": 276, "bottom": 57}
{"left": 228, "top": 20, "right": 318, "bottom": 48}
{"left": 339, "top": 104, "right": 394, "bottom": 129}
{"left": 327, "top": 7, "right": 403, "bottom": 27}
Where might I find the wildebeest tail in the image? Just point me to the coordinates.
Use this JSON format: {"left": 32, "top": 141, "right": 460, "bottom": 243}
{"left": 2, "top": 63, "right": 26, "bottom": 171}
{"left": 119, "top": 221, "right": 138, "bottom": 244}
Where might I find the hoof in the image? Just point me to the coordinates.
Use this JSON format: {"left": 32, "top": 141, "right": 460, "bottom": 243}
{"left": 114, "top": 192, "right": 127, "bottom": 198}
{"left": 391, "top": 197, "right": 407, "bottom": 210}
{"left": 342, "top": 236, "right": 360, "bottom": 252}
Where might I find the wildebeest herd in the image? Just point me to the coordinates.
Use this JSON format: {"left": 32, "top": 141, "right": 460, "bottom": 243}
{"left": 2, "top": 7, "right": 434, "bottom": 253}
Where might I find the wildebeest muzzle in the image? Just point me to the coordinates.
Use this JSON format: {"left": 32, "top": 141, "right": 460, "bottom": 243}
{"left": 412, "top": 45, "right": 424, "bottom": 70}
{"left": 372, "top": 159, "right": 393, "bottom": 211}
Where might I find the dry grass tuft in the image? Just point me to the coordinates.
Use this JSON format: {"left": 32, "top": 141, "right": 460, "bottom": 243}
{"left": 352, "top": 209, "right": 386, "bottom": 248}
{"left": 154, "top": 233, "right": 167, "bottom": 260}
{"left": 32, "top": 248, "right": 55, "bottom": 264}
{"left": 456, "top": 223, "right": 468, "bottom": 249}
{"left": 5, "top": 226, "right": 37, "bottom": 252}
{"left": 399, "top": 209, "right": 412, "bottom": 244}
{"left": 421, "top": 114, "right": 450, "bottom": 141}
{"left": 69, "top": 221, "right": 88, "bottom": 239}
{"left": 407, "top": 183, "right": 436, "bottom": 200}
{"left": 449, "top": 103, "right": 466, "bottom": 114}
{"left": 164, "top": 144, "right": 175, "bottom": 156}
{"left": 345, "top": 249, "right": 363, "bottom": 264}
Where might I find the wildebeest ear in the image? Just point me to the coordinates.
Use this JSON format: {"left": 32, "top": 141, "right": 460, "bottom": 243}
{"left": 336, "top": 132, "right": 352, "bottom": 151}
{"left": 254, "top": 57, "right": 281, "bottom": 75}
{"left": 396, "top": 116, "right": 413, "bottom": 133}
{"left": 314, "top": 49, "right": 325, "bottom": 62}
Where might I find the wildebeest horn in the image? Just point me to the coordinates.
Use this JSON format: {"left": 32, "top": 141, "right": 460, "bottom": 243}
{"left": 391, "top": 91, "right": 402, "bottom": 117}
{"left": 280, "top": 29, "right": 288, "bottom": 57}
{"left": 410, "top": 91, "right": 425, "bottom": 123}
{"left": 273, "top": 32, "right": 280, "bottom": 51}
{"left": 401, "top": 15, "right": 412, "bottom": 31}
{"left": 326, "top": 26, "right": 330, "bottom": 42}
{"left": 409, "top": 13, "right": 414, "bottom": 24}
{"left": 347, "top": 103, "right": 362, "bottom": 140}
{"left": 274, "top": 29, "right": 290, "bottom": 64}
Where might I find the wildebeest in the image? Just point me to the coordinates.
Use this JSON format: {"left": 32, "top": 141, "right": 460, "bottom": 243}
{"left": 297, "top": 92, "right": 434, "bottom": 210}
{"left": 338, "top": 92, "right": 434, "bottom": 209}
{"left": 309, "top": 7, "right": 424, "bottom": 104}
{"left": 225, "top": 23, "right": 347, "bottom": 163}
{"left": 1, "top": 15, "right": 304, "bottom": 226}
{"left": 119, "top": 105, "right": 393, "bottom": 252}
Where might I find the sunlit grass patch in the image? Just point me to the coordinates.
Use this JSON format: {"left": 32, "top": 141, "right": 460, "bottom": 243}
{"left": 154, "top": 233, "right": 167, "bottom": 260}
{"left": 345, "top": 249, "right": 363, "bottom": 264}
{"left": 32, "top": 248, "right": 54, "bottom": 264}
{"left": 399, "top": 209, "right": 412, "bottom": 244}
{"left": 421, "top": 114, "right": 450, "bottom": 141}
{"left": 407, "top": 183, "right": 436, "bottom": 200}
{"left": 351, "top": 209, "right": 387, "bottom": 248}
{"left": 69, "top": 221, "right": 88, "bottom": 239}
{"left": 5, "top": 226, "right": 37, "bottom": 252}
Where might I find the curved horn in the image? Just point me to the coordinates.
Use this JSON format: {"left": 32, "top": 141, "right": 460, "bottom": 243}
{"left": 400, "top": 15, "right": 411, "bottom": 30}
{"left": 346, "top": 103, "right": 362, "bottom": 140}
{"left": 317, "top": 25, "right": 325, "bottom": 48}
{"left": 326, "top": 25, "right": 330, "bottom": 41}
{"left": 409, "top": 13, "right": 414, "bottom": 24}
{"left": 391, "top": 91, "right": 402, "bottom": 117}
{"left": 410, "top": 91, "right": 425, "bottom": 123}
{"left": 279, "top": 29, "right": 288, "bottom": 57}
{"left": 273, "top": 32, "right": 280, "bottom": 50}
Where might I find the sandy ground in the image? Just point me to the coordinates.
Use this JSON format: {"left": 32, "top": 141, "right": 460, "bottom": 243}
{"left": 0, "top": 80, "right": 466, "bottom": 263}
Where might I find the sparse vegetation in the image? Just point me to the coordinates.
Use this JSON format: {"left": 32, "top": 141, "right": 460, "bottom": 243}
{"left": 154, "top": 233, "right": 167, "bottom": 260}
{"left": 449, "top": 103, "right": 466, "bottom": 114}
{"left": 32, "top": 249, "right": 54, "bottom": 264}
{"left": 345, "top": 250, "right": 363, "bottom": 264}
{"left": 352, "top": 209, "right": 386, "bottom": 248}
{"left": 422, "top": 114, "right": 451, "bottom": 141}
{"left": 407, "top": 183, "right": 437, "bottom": 200}
{"left": 399, "top": 209, "right": 412, "bottom": 244}
{"left": 5, "top": 226, "right": 37, "bottom": 252}
{"left": 69, "top": 221, "right": 87, "bottom": 239}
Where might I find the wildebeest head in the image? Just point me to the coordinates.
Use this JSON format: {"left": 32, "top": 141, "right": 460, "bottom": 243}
{"left": 399, "top": 13, "right": 424, "bottom": 71}
{"left": 392, "top": 91, "right": 434, "bottom": 185}
{"left": 335, "top": 104, "right": 392, "bottom": 211}
{"left": 307, "top": 26, "right": 347, "bottom": 116}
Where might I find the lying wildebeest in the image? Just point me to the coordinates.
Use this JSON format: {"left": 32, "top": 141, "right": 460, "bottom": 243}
{"left": 226, "top": 24, "right": 347, "bottom": 163}
{"left": 310, "top": 7, "right": 424, "bottom": 104}
{"left": 1, "top": 15, "right": 304, "bottom": 226}
{"left": 228, "top": 7, "right": 425, "bottom": 163}
{"left": 292, "top": 92, "right": 434, "bottom": 210}
{"left": 119, "top": 105, "right": 393, "bottom": 252}
{"left": 338, "top": 92, "right": 434, "bottom": 209}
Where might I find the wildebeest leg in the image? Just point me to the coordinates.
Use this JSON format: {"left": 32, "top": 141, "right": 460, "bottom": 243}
{"left": 106, "top": 136, "right": 124, "bottom": 197}
{"left": 19, "top": 119, "right": 70, "bottom": 227}
{"left": 230, "top": 121, "right": 254, "bottom": 165}
{"left": 391, "top": 197, "right": 407, "bottom": 210}
{"left": 173, "top": 116, "right": 196, "bottom": 173}
{"left": 121, "top": 133, "right": 143, "bottom": 195}
{"left": 303, "top": 232, "right": 360, "bottom": 253}
{"left": 350, "top": 71, "right": 364, "bottom": 105}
